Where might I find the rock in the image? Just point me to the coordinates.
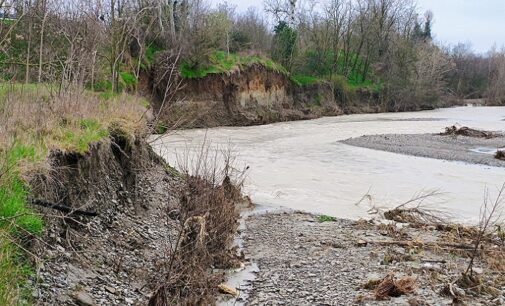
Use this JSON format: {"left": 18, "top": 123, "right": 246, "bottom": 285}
{"left": 356, "top": 239, "right": 368, "bottom": 247}
{"left": 453, "top": 285, "right": 466, "bottom": 297}
{"left": 218, "top": 284, "right": 239, "bottom": 297}
{"left": 73, "top": 291, "right": 95, "bottom": 306}
{"left": 105, "top": 286, "right": 116, "bottom": 294}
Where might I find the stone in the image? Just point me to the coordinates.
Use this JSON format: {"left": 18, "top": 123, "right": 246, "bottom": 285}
{"left": 105, "top": 286, "right": 116, "bottom": 294}
{"left": 218, "top": 284, "right": 239, "bottom": 297}
{"left": 73, "top": 291, "right": 95, "bottom": 306}
{"left": 356, "top": 239, "right": 368, "bottom": 247}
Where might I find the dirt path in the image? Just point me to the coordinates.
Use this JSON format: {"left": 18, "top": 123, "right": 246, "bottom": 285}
{"left": 226, "top": 211, "right": 503, "bottom": 305}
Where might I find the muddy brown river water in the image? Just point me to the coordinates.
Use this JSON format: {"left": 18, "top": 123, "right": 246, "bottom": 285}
{"left": 152, "top": 106, "right": 505, "bottom": 223}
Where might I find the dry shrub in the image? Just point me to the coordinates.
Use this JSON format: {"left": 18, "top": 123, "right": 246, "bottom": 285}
{"left": 149, "top": 144, "right": 246, "bottom": 305}
{"left": 485, "top": 249, "right": 505, "bottom": 272}
{"left": 374, "top": 274, "right": 416, "bottom": 300}
{"left": 383, "top": 190, "right": 450, "bottom": 225}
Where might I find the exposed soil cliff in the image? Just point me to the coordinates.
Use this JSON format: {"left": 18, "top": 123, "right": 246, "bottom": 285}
{"left": 152, "top": 64, "right": 341, "bottom": 128}
{"left": 25, "top": 127, "right": 243, "bottom": 305}
{"left": 28, "top": 132, "right": 179, "bottom": 305}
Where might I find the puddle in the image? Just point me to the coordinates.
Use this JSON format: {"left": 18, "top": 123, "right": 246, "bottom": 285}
{"left": 217, "top": 204, "right": 289, "bottom": 305}
{"left": 217, "top": 262, "right": 259, "bottom": 306}
{"left": 469, "top": 147, "right": 499, "bottom": 155}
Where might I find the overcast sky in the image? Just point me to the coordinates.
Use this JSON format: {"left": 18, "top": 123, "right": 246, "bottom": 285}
{"left": 214, "top": 0, "right": 505, "bottom": 53}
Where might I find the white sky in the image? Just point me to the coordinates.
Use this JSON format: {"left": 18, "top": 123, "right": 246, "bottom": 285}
{"left": 214, "top": 0, "right": 505, "bottom": 53}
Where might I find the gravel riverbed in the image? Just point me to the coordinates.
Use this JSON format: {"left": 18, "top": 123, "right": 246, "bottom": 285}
{"left": 341, "top": 133, "right": 505, "bottom": 168}
{"left": 221, "top": 211, "right": 504, "bottom": 306}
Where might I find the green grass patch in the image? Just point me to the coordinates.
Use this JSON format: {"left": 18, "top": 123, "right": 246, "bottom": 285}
{"left": 98, "top": 90, "right": 119, "bottom": 101}
{"left": 291, "top": 74, "right": 321, "bottom": 86}
{"left": 92, "top": 80, "right": 113, "bottom": 92}
{"left": 0, "top": 144, "right": 44, "bottom": 235}
{"left": 180, "top": 50, "right": 289, "bottom": 79}
{"left": 0, "top": 83, "right": 53, "bottom": 101}
{"left": 0, "top": 176, "right": 43, "bottom": 234}
{"left": 119, "top": 72, "right": 137, "bottom": 90}
{"left": 144, "top": 44, "right": 163, "bottom": 67}
{"left": 0, "top": 232, "right": 33, "bottom": 306}
{"left": 318, "top": 215, "right": 337, "bottom": 223}
{"left": 59, "top": 119, "right": 109, "bottom": 153}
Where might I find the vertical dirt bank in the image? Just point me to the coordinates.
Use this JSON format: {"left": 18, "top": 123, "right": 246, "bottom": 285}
{"left": 152, "top": 64, "right": 342, "bottom": 128}
{"left": 28, "top": 132, "right": 180, "bottom": 305}
{"left": 27, "top": 129, "right": 243, "bottom": 305}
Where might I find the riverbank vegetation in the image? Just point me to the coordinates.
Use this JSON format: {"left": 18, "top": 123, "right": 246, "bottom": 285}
{"left": 2, "top": 0, "right": 505, "bottom": 114}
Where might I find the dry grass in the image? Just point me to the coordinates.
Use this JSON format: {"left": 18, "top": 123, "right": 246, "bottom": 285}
{"left": 0, "top": 83, "right": 148, "bottom": 158}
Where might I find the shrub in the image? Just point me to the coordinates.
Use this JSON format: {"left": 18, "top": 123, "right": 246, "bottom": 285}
{"left": 119, "top": 71, "right": 138, "bottom": 91}
{"left": 318, "top": 215, "right": 337, "bottom": 223}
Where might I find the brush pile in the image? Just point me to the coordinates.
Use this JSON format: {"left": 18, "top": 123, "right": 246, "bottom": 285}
{"left": 374, "top": 274, "right": 417, "bottom": 300}
{"left": 496, "top": 150, "right": 505, "bottom": 161}
{"left": 441, "top": 126, "right": 499, "bottom": 139}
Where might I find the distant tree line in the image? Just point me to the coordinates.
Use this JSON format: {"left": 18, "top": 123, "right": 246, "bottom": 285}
{"left": 0, "top": 0, "right": 504, "bottom": 108}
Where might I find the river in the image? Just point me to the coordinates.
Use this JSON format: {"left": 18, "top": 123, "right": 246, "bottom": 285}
{"left": 151, "top": 106, "right": 505, "bottom": 223}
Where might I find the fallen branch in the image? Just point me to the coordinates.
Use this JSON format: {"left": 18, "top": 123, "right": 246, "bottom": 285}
{"left": 30, "top": 199, "right": 98, "bottom": 217}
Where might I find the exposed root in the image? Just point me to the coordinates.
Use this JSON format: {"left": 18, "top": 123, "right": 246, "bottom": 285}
{"left": 373, "top": 274, "right": 416, "bottom": 300}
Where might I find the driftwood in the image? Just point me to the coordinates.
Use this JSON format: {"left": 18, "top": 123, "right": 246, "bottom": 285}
{"left": 31, "top": 199, "right": 98, "bottom": 217}
{"left": 496, "top": 150, "right": 505, "bottom": 161}
{"left": 441, "top": 126, "right": 499, "bottom": 139}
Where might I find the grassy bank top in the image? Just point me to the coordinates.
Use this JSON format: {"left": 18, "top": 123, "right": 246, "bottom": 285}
{"left": 176, "top": 50, "right": 382, "bottom": 92}
{"left": 180, "top": 50, "right": 289, "bottom": 79}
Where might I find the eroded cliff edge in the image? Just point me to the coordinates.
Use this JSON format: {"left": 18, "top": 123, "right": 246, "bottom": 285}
{"left": 151, "top": 63, "right": 342, "bottom": 128}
